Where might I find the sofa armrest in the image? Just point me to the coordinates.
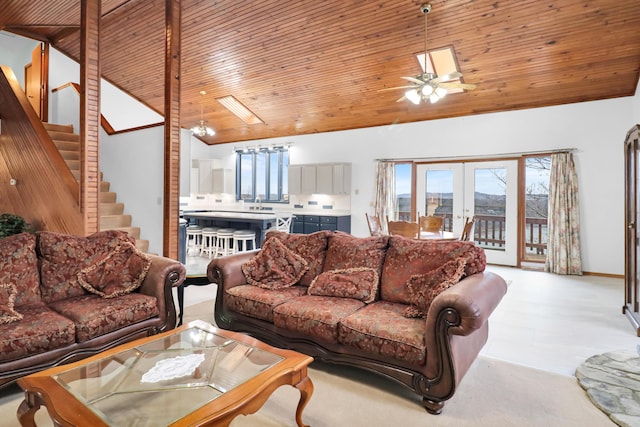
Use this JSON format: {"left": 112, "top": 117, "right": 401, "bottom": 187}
{"left": 137, "top": 254, "right": 186, "bottom": 330}
{"left": 207, "top": 250, "right": 257, "bottom": 291}
{"left": 209, "top": 251, "right": 257, "bottom": 329}
{"left": 422, "top": 271, "right": 507, "bottom": 392}
{"left": 426, "top": 271, "right": 507, "bottom": 337}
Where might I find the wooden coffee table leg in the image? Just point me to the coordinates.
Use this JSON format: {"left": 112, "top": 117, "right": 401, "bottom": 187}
{"left": 294, "top": 376, "right": 314, "bottom": 427}
{"left": 17, "top": 391, "right": 43, "bottom": 427}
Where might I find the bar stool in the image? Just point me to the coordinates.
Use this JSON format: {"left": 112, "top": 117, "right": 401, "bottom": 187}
{"left": 215, "top": 228, "right": 236, "bottom": 257}
{"left": 201, "top": 227, "right": 219, "bottom": 259}
{"left": 233, "top": 229, "right": 257, "bottom": 253}
{"left": 186, "top": 225, "right": 203, "bottom": 256}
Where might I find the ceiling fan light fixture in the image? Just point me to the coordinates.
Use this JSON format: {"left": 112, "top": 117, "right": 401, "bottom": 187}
{"left": 435, "top": 87, "right": 448, "bottom": 99}
{"left": 405, "top": 88, "right": 421, "bottom": 105}
{"left": 421, "top": 85, "right": 434, "bottom": 96}
{"left": 384, "top": 4, "right": 475, "bottom": 105}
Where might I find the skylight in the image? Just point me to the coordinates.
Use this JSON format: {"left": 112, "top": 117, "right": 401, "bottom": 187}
{"left": 415, "top": 46, "right": 463, "bottom": 94}
{"left": 216, "top": 96, "right": 264, "bottom": 125}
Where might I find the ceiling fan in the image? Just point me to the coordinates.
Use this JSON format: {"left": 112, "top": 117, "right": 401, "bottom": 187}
{"left": 383, "top": 4, "right": 476, "bottom": 104}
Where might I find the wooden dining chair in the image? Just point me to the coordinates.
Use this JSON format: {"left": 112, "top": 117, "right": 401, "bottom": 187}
{"left": 460, "top": 216, "right": 476, "bottom": 241}
{"left": 387, "top": 219, "right": 420, "bottom": 239}
{"left": 419, "top": 215, "right": 444, "bottom": 233}
{"left": 365, "top": 213, "right": 384, "bottom": 236}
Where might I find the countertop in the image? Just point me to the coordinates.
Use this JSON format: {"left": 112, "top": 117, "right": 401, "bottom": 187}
{"left": 181, "top": 211, "right": 276, "bottom": 220}
{"left": 180, "top": 206, "right": 351, "bottom": 217}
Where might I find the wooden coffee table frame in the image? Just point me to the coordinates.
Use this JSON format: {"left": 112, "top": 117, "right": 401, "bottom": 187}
{"left": 17, "top": 320, "right": 314, "bottom": 427}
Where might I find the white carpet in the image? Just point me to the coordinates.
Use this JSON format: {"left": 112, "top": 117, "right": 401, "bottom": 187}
{"left": 0, "top": 299, "right": 614, "bottom": 426}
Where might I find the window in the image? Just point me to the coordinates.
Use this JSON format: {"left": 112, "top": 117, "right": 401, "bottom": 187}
{"left": 236, "top": 147, "right": 289, "bottom": 202}
{"left": 394, "top": 163, "right": 413, "bottom": 221}
{"left": 523, "top": 156, "right": 550, "bottom": 262}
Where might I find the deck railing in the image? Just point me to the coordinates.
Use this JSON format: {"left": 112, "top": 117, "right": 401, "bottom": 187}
{"left": 396, "top": 211, "right": 548, "bottom": 255}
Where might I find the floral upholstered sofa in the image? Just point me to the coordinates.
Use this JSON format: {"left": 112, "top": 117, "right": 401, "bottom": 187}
{"left": 0, "top": 230, "right": 186, "bottom": 389}
{"left": 209, "top": 230, "right": 507, "bottom": 414}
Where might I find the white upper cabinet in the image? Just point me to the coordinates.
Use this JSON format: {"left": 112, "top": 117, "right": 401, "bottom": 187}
{"left": 212, "top": 168, "right": 233, "bottom": 194}
{"left": 288, "top": 165, "right": 302, "bottom": 195}
{"left": 331, "top": 163, "right": 351, "bottom": 195}
{"left": 301, "top": 165, "right": 317, "bottom": 194}
{"left": 193, "top": 159, "right": 228, "bottom": 194}
{"left": 288, "top": 163, "right": 351, "bottom": 195}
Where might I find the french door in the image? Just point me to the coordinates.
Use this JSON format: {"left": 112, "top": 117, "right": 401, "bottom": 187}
{"left": 416, "top": 160, "right": 518, "bottom": 266}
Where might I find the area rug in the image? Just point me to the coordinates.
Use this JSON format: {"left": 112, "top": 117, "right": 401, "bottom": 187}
{"left": 0, "top": 300, "right": 613, "bottom": 427}
{"left": 576, "top": 350, "right": 640, "bottom": 427}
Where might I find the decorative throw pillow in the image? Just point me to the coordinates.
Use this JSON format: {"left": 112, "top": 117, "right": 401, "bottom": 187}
{"left": 77, "top": 241, "right": 152, "bottom": 298}
{"left": 264, "top": 230, "right": 331, "bottom": 286}
{"left": 308, "top": 267, "right": 379, "bottom": 303}
{"left": 38, "top": 230, "right": 135, "bottom": 303}
{"left": 381, "top": 237, "right": 486, "bottom": 305}
{"left": 0, "top": 232, "right": 41, "bottom": 308}
{"left": 404, "top": 257, "right": 467, "bottom": 318}
{"left": 322, "top": 233, "right": 389, "bottom": 274}
{"left": 242, "top": 238, "right": 309, "bottom": 289}
{"left": 0, "top": 283, "right": 23, "bottom": 324}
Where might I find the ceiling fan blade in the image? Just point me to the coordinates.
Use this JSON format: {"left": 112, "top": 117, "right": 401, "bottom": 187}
{"left": 433, "top": 72, "right": 463, "bottom": 83}
{"left": 400, "top": 76, "right": 425, "bottom": 85}
{"left": 438, "top": 82, "right": 477, "bottom": 90}
{"left": 396, "top": 95, "right": 407, "bottom": 102}
{"left": 378, "top": 85, "right": 416, "bottom": 92}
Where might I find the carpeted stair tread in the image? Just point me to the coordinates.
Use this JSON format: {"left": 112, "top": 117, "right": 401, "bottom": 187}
{"left": 42, "top": 122, "right": 74, "bottom": 133}
{"left": 100, "top": 214, "right": 132, "bottom": 229}
{"left": 52, "top": 140, "right": 79, "bottom": 151}
{"left": 58, "top": 149, "right": 80, "bottom": 161}
{"left": 47, "top": 130, "right": 79, "bottom": 142}
{"left": 100, "top": 192, "right": 117, "bottom": 203}
{"left": 101, "top": 203, "right": 124, "bottom": 215}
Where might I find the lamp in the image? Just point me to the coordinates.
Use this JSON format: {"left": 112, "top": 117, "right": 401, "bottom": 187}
{"left": 191, "top": 90, "right": 215, "bottom": 137}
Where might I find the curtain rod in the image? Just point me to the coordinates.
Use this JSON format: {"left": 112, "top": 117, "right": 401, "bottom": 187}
{"left": 376, "top": 147, "right": 577, "bottom": 162}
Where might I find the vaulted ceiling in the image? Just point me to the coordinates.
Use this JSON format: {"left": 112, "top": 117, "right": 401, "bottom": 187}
{"left": 2, "top": 0, "right": 640, "bottom": 145}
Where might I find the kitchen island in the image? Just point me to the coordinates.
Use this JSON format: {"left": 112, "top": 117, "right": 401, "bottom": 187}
{"left": 182, "top": 210, "right": 277, "bottom": 248}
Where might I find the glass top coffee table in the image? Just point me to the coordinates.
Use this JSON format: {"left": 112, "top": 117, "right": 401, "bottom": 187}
{"left": 17, "top": 320, "right": 314, "bottom": 427}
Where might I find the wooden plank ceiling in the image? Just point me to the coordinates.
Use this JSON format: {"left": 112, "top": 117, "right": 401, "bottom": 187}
{"left": 1, "top": 0, "right": 640, "bottom": 145}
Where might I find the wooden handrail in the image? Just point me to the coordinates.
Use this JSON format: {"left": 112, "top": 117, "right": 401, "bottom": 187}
{"left": 396, "top": 210, "right": 549, "bottom": 255}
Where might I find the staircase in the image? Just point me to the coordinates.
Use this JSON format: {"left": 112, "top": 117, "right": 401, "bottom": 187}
{"left": 43, "top": 122, "right": 150, "bottom": 252}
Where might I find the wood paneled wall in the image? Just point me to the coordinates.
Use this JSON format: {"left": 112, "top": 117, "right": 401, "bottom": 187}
{"left": 0, "top": 66, "right": 83, "bottom": 234}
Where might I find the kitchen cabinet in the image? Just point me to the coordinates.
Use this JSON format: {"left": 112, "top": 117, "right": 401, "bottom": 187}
{"left": 212, "top": 168, "right": 233, "bottom": 194}
{"left": 288, "top": 165, "right": 302, "bottom": 195}
{"left": 331, "top": 163, "right": 351, "bottom": 195}
{"left": 301, "top": 165, "right": 317, "bottom": 194}
{"left": 315, "top": 165, "right": 334, "bottom": 194}
{"left": 192, "top": 159, "right": 228, "bottom": 194}
{"left": 292, "top": 214, "right": 351, "bottom": 234}
{"left": 289, "top": 164, "right": 317, "bottom": 195}
{"left": 288, "top": 163, "right": 351, "bottom": 195}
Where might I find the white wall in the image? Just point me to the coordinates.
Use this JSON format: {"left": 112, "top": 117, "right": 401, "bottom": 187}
{"left": 100, "top": 126, "right": 166, "bottom": 255}
{"left": 208, "top": 98, "right": 635, "bottom": 275}
{"left": 0, "top": 32, "right": 39, "bottom": 88}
